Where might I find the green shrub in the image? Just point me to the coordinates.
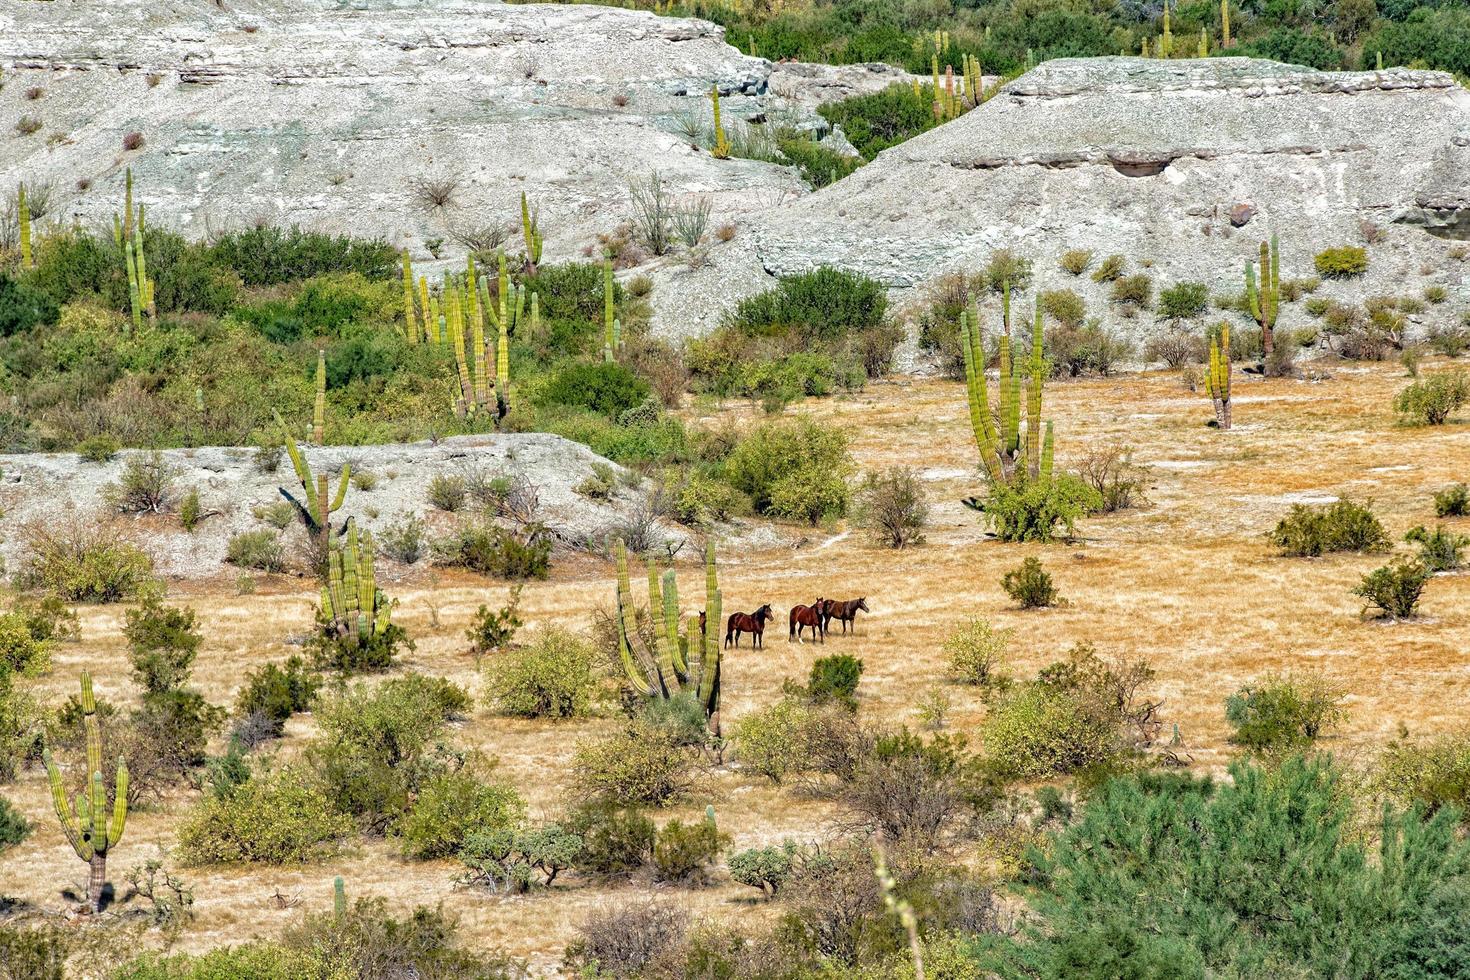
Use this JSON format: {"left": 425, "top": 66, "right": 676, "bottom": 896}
{"left": 1109, "top": 273, "right": 1153, "bottom": 310}
{"left": 567, "top": 804, "right": 656, "bottom": 877}
{"left": 112, "top": 944, "right": 315, "bottom": 980}
{"left": 1428, "top": 322, "right": 1470, "bottom": 358}
{"left": 432, "top": 522, "right": 552, "bottom": 580}
{"left": 0, "top": 921, "right": 69, "bottom": 980}
{"left": 981, "top": 682, "right": 1112, "bottom": 781}
{"left": 485, "top": 627, "right": 598, "bottom": 718}
{"left": 652, "top": 816, "right": 730, "bottom": 885}
{"left": 75, "top": 434, "right": 120, "bottom": 462}
{"left": 225, "top": 529, "right": 284, "bottom": 572}
{"left": 0, "top": 611, "right": 52, "bottom": 678}
{"left": 732, "top": 698, "right": 817, "bottom": 785}
{"left": 1090, "top": 254, "right": 1125, "bottom": 283}
{"left": 465, "top": 587, "right": 523, "bottom": 660}
{"left": 723, "top": 417, "right": 853, "bottom": 516}
{"left": 981, "top": 249, "right": 1033, "bottom": 294}
{"left": 816, "top": 83, "right": 940, "bottom": 160}
{"left": 1435, "top": 483, "right": 1470, "bottom": 517}
{"left": 1045, "top": 322, "right": 1132, "bottom": 377}
{"left": 768, "top": 463, "right": 851, "bottom": 525}
{"left": 1377, "top": 732, "right": 1470, "bottom": 819}
{"left": 1224, "top": 673, "right": 1345, "bottom": 753}
{"left": 1002, "top": 556, "right": 1059, "bottom": 609}
{"left": 0, "top": 272, "right": 60, "bottom": 336}
{"left": 396, "top": 767, "right": 526, "bottom": 859}
{"left": 572, "top": 721, "right": 693, "bottom": 806}
{"left": 808, "top": 654, "right": 864, "bottom": 709}
{"left": 378, "top": 514, "right": 428, "bottom": 564}
{"left": 1059, "top": 249, "right": 1093, "bottom": 275}
{"left": 728, "top": 266, "right": 888, "bottom": 343}
{"left": 176, "top": 766, "right": 350, "bottom": 864}
{"left": 235, "top": 656, "right": 319, "bottom": 735}
{"left": 108, "top": 450, "right": 178, "bottom": 513}
{"left": 458, "top": 823, "right": 584, "bottom": 893}
{"left": 1269, "top": 498, "right": 1390, "bottom": 557}
{"left": 124, "top": 594, "right": 202, "bottom": 695}
{"left": 308, "top": 611, "right": 411, "bottom": 674}
{"left": 1405, "top": 524, "right": 1468, "bottom": 572}
{"left": 1315, "top": 245, "right": 1370, "bottom": 278}
{"left": 728, "top": 841, "right": 803, "bottom": 896}
{"left": 981, "top": 474, "right": 1099, "bottom": 542}
{"left": 1394, "top": 370, "right": 1470, "bottom": 425}
{"left": 1353, "top": 559, "right": 1430, "bottom": 619}
{"left": 1038, "top": 288, "right": 1086, "bottom": 329}
{"left": 538, "top": 361, "right": 651, "bottom": 418}
{"left": 206, "top": 226, "right": 398, "bottom": 286}
{"left": 427, "top": 473, "right": 468, "bottom": 512}
{"left": 855, "top": 466, "right": 928, "bottom": 548}
{"left": 1157, "top": 281, "right": 1209, "bottom": 320}
{"left": 776, "top": 134, "right": 863, "bottom": 188}
{"left": 944, "top": 617, "right": 1013, "bottom": 687}
{"left": 0, "top": 794, "right": 30, "bottom": 851}
{"left": 17, "top": 525, "right": 154, "bottom": 602}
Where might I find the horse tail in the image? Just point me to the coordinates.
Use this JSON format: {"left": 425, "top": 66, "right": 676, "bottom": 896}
{"left": 789, "top": 606, "right": 798, "bottom": 639}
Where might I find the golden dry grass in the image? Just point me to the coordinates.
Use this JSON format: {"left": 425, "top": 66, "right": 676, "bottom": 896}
{"left": 4, "top": 360, "right": 1470, "bottom": 975}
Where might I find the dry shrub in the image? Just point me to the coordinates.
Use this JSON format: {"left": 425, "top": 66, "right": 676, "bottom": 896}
{"left": 410, "top": 175, "right": 460, "bottom": 211}
{"left": 569, "top": 900, "right": 688, "bottom": 978}
{"left": 1074, "top": 443, "right": 1150, "bottom": 513}
{"left": 122, "top": 131, "right": 145, "bottom": 150}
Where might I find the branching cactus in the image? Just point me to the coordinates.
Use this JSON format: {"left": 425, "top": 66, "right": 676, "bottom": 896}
{"left": 283, "top": 438, "right": 350, "bottom": 555}
{"left": 320, "top": 518, "right": 394, "bottom": 644}
{"left": 44, "top": 673, "right": 127, "bottom": 913}
{"left": 960, "top": 291, "right": 1054, "bottom": 489}
{"left": 1245, "top": 235, "right": 1280, "bottom": 361}
{"left": 1207, "top": 324, "right": 1233, "bottom": 429}
{"left": 614, "top": 538, "right": 723, "bottom": 733}
{"left": 521, "top": 191, "right": 543, "bottom": 273}
{"left": 18, "top": 184, "right": 31, "bottom": 269}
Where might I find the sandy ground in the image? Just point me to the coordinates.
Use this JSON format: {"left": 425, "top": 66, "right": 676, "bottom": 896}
{"left": 3, "top": 360, "right": 1469, "bottom": 975}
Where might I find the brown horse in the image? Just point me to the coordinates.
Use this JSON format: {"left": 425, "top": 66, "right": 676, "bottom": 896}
{"left": 820, "top": 597, "right": 870, "bottom": 635}
{"left": 725, "top": 604, "right": 774, "bottom": 649}
{"left": 789, "top": 599, "right": 827, "bottom": 643}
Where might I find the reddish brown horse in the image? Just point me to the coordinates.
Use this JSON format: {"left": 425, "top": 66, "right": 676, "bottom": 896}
{"left": 725, "top": 604, "right": 774, "bottom": 649}
{"left": 789, "top": 599, "right": 827, "bottom": 643}
{"left": 820, "top": 597, "right": 870, "bottom": 635}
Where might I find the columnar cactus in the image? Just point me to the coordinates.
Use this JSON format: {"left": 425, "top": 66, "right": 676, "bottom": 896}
{"left": 1221, "top": 0, "right": 1232, "bottom": 47}
{"left": 320, "top": 518, "right": 393, "bottom": 644}
{"left": 283, "top": 439, "right": 350, "bottom": 554}
{"left": 419, "top": 275, "right": 435, "bottom": 343}
{"left": 400, "top": 251, "right": 419, "bottom": 343}
{"left": 18, "top": 185, "right": 31, "bottom": 269}
{"left": 44, "top": 673, "right": 127, "bottom": 913}
{"left": 309, "top": 349, "right": 327, "bottom": 445}
{"left": 1161, "top": 0, "right": 1173, "bottom": 57}
{"left": 520, "top": 191, "right": 543, "bottom": 273}
{"left": 960, "top": 292, "right": 1054, "bottom": 488}
{"left": 603, "top": 257, "right": 618, "bottom": 362}
{"left": 710, "top": 86, "right": 730, "bottom": 159}
{"left": 1245, "top": 235, "right": 1280, "bottom": 362}
{"left": 1207, "top": 324, "right": 1233, "bottom": 429}
{"left": 614, "top": 538, "right": 723, "bottom": 733}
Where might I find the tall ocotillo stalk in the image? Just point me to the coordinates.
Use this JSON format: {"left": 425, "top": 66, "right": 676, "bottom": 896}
{"left": 520, "top": 191, "right": 543, "bottom": 273}
{"left": 959, "top": 292, "right": 1053, "bottom": 490}
{"left": 282, "top": 439, "right": 350, "bottom": 557}
{"left": 1245, "top": 235, "right": 1280, "bottom": 363}
{"left": 613, "top": 538, "right": 723, "bottom": 733}
{"left": 321, "top": 517, "right": 394, "bottom": 645}
{"left": 1207, "top": 324, "right": 1233, "bottom": 429}
{"left": 310, "top": 349, "right": 327, "bottom": 445}
{"left": 44, "top": 673, "right": 127, "bottom": 913}
{"left": 710, "top": 85, "right": 730, "bottom": 159}
{"left": 18, "top": 185, "right": 31, "bottom": 268}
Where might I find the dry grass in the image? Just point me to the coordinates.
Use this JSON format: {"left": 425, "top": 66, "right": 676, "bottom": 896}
{"left": 4, "top": 360, "right": 1469, "bottom": 973}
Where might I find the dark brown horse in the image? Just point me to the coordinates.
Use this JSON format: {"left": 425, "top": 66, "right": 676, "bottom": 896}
{"left": 820, "top": 597, "right": 870, "bottom": 635}
{"left": 789, "top": 599, "right": 827, "bottom": 643}
{"left": 725, "top": 604, "right": 774, "bottom": 649}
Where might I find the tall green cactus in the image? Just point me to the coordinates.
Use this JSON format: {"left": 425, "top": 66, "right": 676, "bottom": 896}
{"left": 320, "top": 518, "right": 393, "bottom": 644}
{"left": 1221, "top": 0, "right": 1231, "bottom": 47}
{"left": 614, "top": 538, "right": 723, "bottom": 733}
{"left": 520, "top": 191, "right": 543, "bottom": 273}
{"left": 310, "top": 349, "right": 327, "bottom": 445}
{"left": 960, "top": 292, "right": 1053, "bottom": 489}
{"left": 1207, "top": 324, "right": 1232, "bottom": 429}
{"left": 283, "top": 438, "right": 350, "bottom": 555}
{"left": 711, "top": 86, "right": 730, "bottom": 159}
{"left": 400, "top": 251, "right": 419, "bottom": 343}
{"left": 18, "top": 184, "right": 31, "bottom": 269}
{"left": 44, "top": 673, "right": 127, "bottom": 913}
{"left": 1246, "top": 235, "right": 1279, "bottom": 364}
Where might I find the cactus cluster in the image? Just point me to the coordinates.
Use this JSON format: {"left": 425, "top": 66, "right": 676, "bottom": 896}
{"left": 960, "top": 287, "right": 1054, "bottom": 488}
{"left": 113, "top": 170, "right": 155, "bottom": 333}
{"left": 320, "top": 518, "right": 394, "bottom": 645}
{"left": 283, "top": 438, "right": 350, "bottom": 554}
{"left": 1245, "top": 234, "right": 1280, "bottom": 362}
{"left": 614, "top": 538, "right": 723, "bottom": 733}
{"left": 1207, "top": 324, "right": 1233, "bottom": 429}
{"left": 44, "top": 673, "right": 128, "bottom": 913}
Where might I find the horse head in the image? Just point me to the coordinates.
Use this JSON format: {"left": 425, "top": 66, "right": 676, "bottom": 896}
{"left": 754, "top": 603, "right": 773, "bottom": 624}
{"left": 856, "top": 597, "right": 870, "bottom": 613}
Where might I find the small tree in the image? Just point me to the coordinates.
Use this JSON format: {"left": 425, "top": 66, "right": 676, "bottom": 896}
{"left": 855, "top": 467, "right": 929, "bottom": 548}
{"left": 1002, "top": 556, "right": 1059, "bottom": 608}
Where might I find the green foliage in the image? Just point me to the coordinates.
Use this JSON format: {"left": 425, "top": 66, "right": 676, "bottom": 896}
{"left": 1269, "top": 498, "right": 1390, "bottom": 557}
{"left": 768, "top": 462, "right": 852, "bottom": 525}
{"left": 1090, "top": 254, "right": 1125, "bottom": 283}
{"left": 776, "top": 134, "right": 863, "bottom": 187}
{"left": 0, "top": 271, "right": 59, "bottom": 336}
{"left": 982, "top": 684, "right": 1106, "bottom": 780}
{"left": 855, "top": 466, "right": 928, "bottom": 548}
{"left": 205, "top": 226, "right": 398, "bottom": 286}
{"left": 1354, "top": 558, "right": 1431, "bottom": 619}
{"left": 124, "top": 594, "right": 202, "bottom": 695}
{"left": 572, "top": 721, "right": 693, "bottom": 806}
{"left": 1224, "top": 673, "right": 1345, "bottom": 753}
{"left": 0, "top": 922, "right": 69, "bottom": 980}
{"left": 1406, "top": 524, "right": 1468, "bottom": 572}
{"left": 1108, "top": 273, "right": 1153, "bottom": 310}
{"left": 1002, "top": 556, "right": 1059, "bottom": 609}
{"left": 981, "top": 249, "right": 1033, "bottom": 294}
{"left": 308, "top": 615, "right": 411, "bottom": 674}
{"left": 235, "top": 656, "right": 319, "bottom": 735}
{"left": 1059, "top": 249, "right": 1093, "bottom": 276}
{"left": 76, "top": 434, "right": 120, "bottom": 462}
{"left": 566, "top": 803, "right": 656, "bottom": 877}
{"left": 458, "top": 823, "right": 583, "bottom": 894}
{"left": 17, "top": 525, "right": 155, "bottom": 602}
{"left": 427, "top": 473, "right": 468, "bottom": 512}
{"left": 485, "top": 627, "right": 598, "bottom": 718}
{"left": 1378, "top": 731, "right": 1470, "bottom": 820}
{"left": 1315, "top": 245, "right": 1370, "bottom": 278}
{"left": 1156, "top": 281, "right": 1209, "bottom": 320}
{"left": 807, "top": 654, "right": 864, "bottom": 709}
{"left": 944, "top": 617, "right": 1013, "bottom": 687}
{"left": 176, "top": 766, "right": 351, "bottom": 864}
{"left": 465, "top": 587, "right": 523, "bottom": 659}
{"left": 728, "top": 840, "right": 803, "bottom": 896}
{"left": 980, "top": 474, "right": 1100, "bottom": 543}
{"left": 1395, "top": 370, "right": 1470, "bottom": 425}
{"left": 816, "top": 83, "right": 943, "bottom": 160}
{"left": 1435, "top": 483, "right": 1470, "bottom": 517}
{"left": 723, "top": 417, "right": 853, "bottom": 517}
{"left": 1045, "top": 322, "right": 1132, "bottom": 378}
{"left": 652, "top": 816, "right": 730, "bottom": 884}
{"left": 0, "top": 794, "right": 30, "bottom": 851}
{"left": 0, "top": 611, "right": 53, "bottom": 678}
{"left": 431, "top": 522, "right": 552, "bottom": 580}
{"left": 732, "top": 698, "right": 817, "bottom": 785}
{"left": 538, "top": 361, "right": 651, "bottom": 418}
{"left": 727, "top": 266, "right": 888, "bottom": 341}
{"left": 224, "top": 529, "right": 284, "bottom": 572}
{"left": 1038, "top": 288, "right": 1085, "bottom": 330}
{"left": 978, "top": 756, "right": 1470, "bottom": 978}
{"left": 396, "top": 767, "right": 526, "bottom": 859}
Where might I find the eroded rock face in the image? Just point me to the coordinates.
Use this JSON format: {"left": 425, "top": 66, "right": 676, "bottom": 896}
{"left": 659, "top": 57, "right": 1470, "bottom": 341}
{"left": 0, "top": 0, "right": 813, "bottom": 265}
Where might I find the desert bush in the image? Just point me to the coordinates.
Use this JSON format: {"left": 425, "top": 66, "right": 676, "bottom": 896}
{"left": 1109, "top": 273, "right": 1153, "bottom": 311}
{"left": 432, "top": 521, "right": 552, "bottom": 580}
{"left": 1434, "top": 483, "right": 1470, "bottom": 517}
{"left": 728, "top": 841, "right": 805, "bottom": 896}
{"left": 1405, "top": 524, "right": 1468, "bottom": 572}
{"left": 1045, "top": 321, "right": 1132, "bottom": 377}
{"left": 979, "top": 474, "right": 1100, "bottom": 543}
{"left": 235, "top": 656, "right": 318, "bottom": 736}
{"left": 76, "top": 434, "right": 119, "bottom": 462}
{"left": 567, "top": 803, "right": 656, "bottom": 877}
{"left": 1394, "top": 370, "right": 1470, "bottom": 425}
{"left": 1039, "top": 288, "right": 1086, "bottom": 329}
{"left": 18, "top": 525, "right": 154, "bottom": 602}
{"left": 107, "top": 451, "right": 179, "bottom": 513}
{"left": 1224, "top": 673, "right": 1345, "bottom": 753}
{"left": 733, "top": 698, "right": 818, "bottom": 784}
{"left": 727, "top": 266, "right": 888, "bottom": 341}
{"left": 427, "top": 473, "right": 468, "bottom": 512}
{"left": 176, "top": 766, "right": 350, "bottom": 864}
{"left": 843, "top": 728, "right": 984, "bottom": 851}
{"left": 206, "top": 225, "right": 397, "bottom": 286}
{"left": 465, "top": 586, "right": 523, "bottom": 661}
{"left": 1074, "top": 443, "right": 1149, "bottom": 513}
{"left": 807, "top": 654, "right": 864, "bottom": 710}
{"left": 225, "top": 529, "right": 284, "bottom": 572}
{"left": 0, "top": 921, "right": 69, "bottom": 980}
{"left": 378, "top": 513, "right": 427, "bottom": 564}
{"left": 573, "top": 721, "right": 694, "bottom": 806}
{"left": 124, "top": 594, "right": 201, "bottom": 695}
{"left": 1059, "top": 249, "right": 1094, "bottom": 275}
{"left": 1315, "top": 245, "right": 1370, "bottom": 278}
{"left": 1377, "top": 732, "right": 1470, "bottom": 819}
{"left": 539, "top": 360, "right": 653, "bottom": 419}
{"left": 1090, "top": 254, "right": 1126, "bottom": 283}
{"left": 1157, "top": 281, "right": 1209, "bottom": 320}
{"left": 0, "top": 272, "right": 59, "bottom": 336}
{"left": 568, "top": 900, "right": 688, "bottom": 978}
{"left": 458, "top": 822, "right": 583, "bottom": 894}
{"left": 1002, "top": 556, "right": 1059, "bottom": 608}
{"left": 1269, "top": 498, "right": 1389, "bottom": 556}
{"left": 816, "top": 83, "right": 941, "bottom": 160}
{"left": 308, "top": 609, "right": 411, "bottom": 674}
{"left": 723, "top": 418, "right": 853, "bottom": 519}
{"left": 854, "top": 467, "right": 928, "bottom": 548}
{"left": 485, "top": 627, "right": 598, "bottom": 719}
{"left": 628, "top": 171, "right": 674, "bottom": 255}
{"left": 981, "top": 249, "right": 1033, "bottom": 293}
{"left": 0, "top": 676, "right": 45, "bottom": 783}
{"left": 944, "top": 617, "right": 1013, "bottom": 687}
{"left": 0, "top": 794, "right": 30, "bottom": 852}
{"left": 397, "top": 766, "right": 526, "bottom": 859}
{"left": 1353, "top": 559, "right": 1430, "bottom": 619}
{"left": 179, "top": 489, "right": 204, "bottom": 531}
{"left": 0, "top": 612, "right": 52, "bottom": 678}
{"left": 652, "top": 816, "right": 730, "bottom": 884}
{"left": 1428, "top": 322, "right": 1470, "bottom": 358}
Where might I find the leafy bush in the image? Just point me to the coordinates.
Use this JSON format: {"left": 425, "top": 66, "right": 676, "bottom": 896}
{"left": 1394, "top": 370, "right": 1470, "bottom": 425}
{"left": 0, "top": 272, "right": 60, "bottom": 336}
{"left": 732, "top": 698, "right": 817, "bottom": 785}
{"left": 225, "top": 529, "right": 284, "bottom": 572}
{"left": 1269, "top": 498, "right": 1389, "bottom": 556}
{"left": 1038, "top": 288, "right": 1086, "bottom": 330}
{"left": 1109, "top": 273, "right": 1153, "bottom": 310}
{"left": 855, "top": 467, "right": 928, "bottom": 548}
{"left": 567, "top": 804, "right": 656, "bottom": 877}
{"left": 981, "top": 249, "right": 1033, "bottom": 294}
{"left": 1074, "top": 443, "right": 1149, "bottom": 513}
{"left": 1224, "top": 673, "right": 1345, "bottom": 753}
{"left": 727, "top": 266, "right": 887, "bottom": 341}
{"left": 108, "top": 451, "right": 178, "bottom": 513}
{"left": 427, "top": 473, "right": 468, "bottom": 512}
{"left": 1090, "top": 254, "right": 1125, "bottom": 283}
{"left": 432, "top": 521, "right": 552, "bottom": 579}
{"left": 944, "top": 617, "right": 1013, "bottom": 687}
{"left": 1045, "top": 322, "right": 1132, "bottom": 377}
{"left": 0, "top": 794, "right": 30, "bottom": 851}
{"left": 979, "top": 474, "right": 1100, "bottom": 542}
{"left": 485, "top": 627, "right": 599, "bottom": 718}
{"left": 396, "top": 766, "right": 526, "bottom": 859}
{"left": 651, "top": 816, "right": 730, "bottom": 884}
{"left": 465, "top": 587, "right": 523, "bottom": 660}
{"left": 206, "top": 226, "right": 398, "bottom": 286}
{"left": 0, "top": 611, "right": 52, "bottom": 678}
{"left": 176, "top": 766, "right": 350, "bottom": 864}
{"left": 1059, "top": 249, "right": 1094, "bottom": 276}
{"left": 308, "top": 608, "right": 411, "bottom": 674}
{"left": 235, "top": 656, "right": 319, "bottom": 735}
{"left": 776, "top": 134, "right": 863, "bottom": 188}
{"left": 538, "top": 361, "right": 651, "bottom": 418}
{"left": 17, "top": 525, "right": 154, "bottom": 602}
{"left": 124, "top": 594, "right": 202, "bottom": 695}
{"left": 1377, "top": 732, "right": 1470, "bottom": 819}
{"left": 1156, "top": 281, "right": 1210, "bottom": 320}
{"left": 1435, "top": 483, "right": 1470, "bottom": 517}
{"left": 572, "top": 721, "right": 693, "bottom": 806}
{"left": 808, "top": 654, "right": 864, "bottom": 710}
{"left": 768, "top": 462, "right": 851, "bottom": 525}
{"left": 816, "top": 83, "right": 941, "bottom": 160}
{"left": 723, "top": 418, "right": 853, "bottom": 518}
{"left": 76, "top": 434, "right": 120, "bottom": 462}
{"left": 0, "top": 921, "right": 69, "bottom": 980}
{"left": 1406, "top": 524, "right": 1468, "bottom": 572}
{"left": 1353, "top": 559, "right": 1430, "bottom": 619}
{"left": 378, "top": 514, "right": 427, "bottom": 563}
{"left": 1315, "top": 245, "right": 1370, "bottom": 278}
{"left": 728, "top": 841, "right": 804, "bottom": 896}
{"left": 1002, "top": 556, "right": 1059, "bottom": 609}
{"left": 458, "top": 822, "right": 583, "bottom": 894}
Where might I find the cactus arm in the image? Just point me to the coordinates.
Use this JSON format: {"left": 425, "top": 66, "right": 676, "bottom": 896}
{"left": 1026, "top": 300, "right": 1044, "bottom": 480}
{"left": 614, "top": 540, "right": 653, "bottom": 696}
{"left": 90, "top": 769, "right": 107, "bottom": 855}
{"left": 662, "top": 569, "right": 686, "bottom": 680}
{"left": 45, "top": 751, "right": 89, "bottom": 859}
